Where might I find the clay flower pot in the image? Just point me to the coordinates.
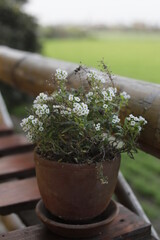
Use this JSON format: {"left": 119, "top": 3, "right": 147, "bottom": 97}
{"left": 34, "top": 152, "right": 121, "bottom": 221}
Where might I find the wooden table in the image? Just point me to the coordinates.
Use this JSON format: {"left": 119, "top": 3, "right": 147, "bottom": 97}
{"left": 0, "top": 123, "right": 152, "bottom": 239}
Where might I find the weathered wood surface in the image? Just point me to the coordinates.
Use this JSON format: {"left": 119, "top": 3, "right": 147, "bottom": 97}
{"left": 0, "top": 204, "right": 151, "bottom": 240}
{"left": 115, "top": 172, "right": 159, "bottom": 240}
{"left": 0, "top": 152, "right": 34, "bottom": 180}
{"left": 0, "top": 177, "right": 40, "bottom": 215}
{"left": 0, "top": 134, "right": 34, "bottom": 156}
{"left": 0, "top": 46, "right": 160, "bottom": 158}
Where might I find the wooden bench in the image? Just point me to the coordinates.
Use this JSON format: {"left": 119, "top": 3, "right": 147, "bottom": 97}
{"left": 0, "top": 208, "right": 152, "bottom": 240}
{"left": 0, "top": 93, "right": 155, "bottom": 240}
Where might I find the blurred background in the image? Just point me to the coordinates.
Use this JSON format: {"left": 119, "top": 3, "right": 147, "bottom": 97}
{"left": 0, "top": 0, "right": 160, "bottom": 234}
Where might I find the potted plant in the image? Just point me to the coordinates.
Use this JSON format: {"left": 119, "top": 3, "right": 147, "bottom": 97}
{"left": 20, "top": 65, "right": 147, "bottom": 222}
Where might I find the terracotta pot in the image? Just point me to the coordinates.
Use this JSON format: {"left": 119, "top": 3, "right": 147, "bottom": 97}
{"left": 34, "top": 152, "right": 121, "bottom": 221}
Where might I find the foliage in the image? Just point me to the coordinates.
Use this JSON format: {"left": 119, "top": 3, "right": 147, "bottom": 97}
{"left": 0, "top": 0, "right": 39, "bottom": 113}
{"left": 40, "top": 25, "right": 88, "bottom": 39}
{"left": 0, "top": 0, "right": 40, "bottom": 52}
{"left": 21, "top": 64, "right": 147, "bottom": 164}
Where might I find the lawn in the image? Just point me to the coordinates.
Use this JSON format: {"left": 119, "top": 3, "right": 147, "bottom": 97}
{"left": 42, "top": 32, "right": 160, "bottom": 84}
{"left": 42, "top": 32, "right": 160, "bottom": 233}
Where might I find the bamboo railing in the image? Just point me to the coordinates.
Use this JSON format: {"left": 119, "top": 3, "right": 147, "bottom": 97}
{"left": 0, "top": 46, "right": 160, "bottom": 159}
{"left": 0, "top": 46, "right": 159, "bottom": 239}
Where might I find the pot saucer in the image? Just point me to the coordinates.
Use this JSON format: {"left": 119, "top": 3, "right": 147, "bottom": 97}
{"left": 36, "top": 199, "right": 119, "bottom": 239}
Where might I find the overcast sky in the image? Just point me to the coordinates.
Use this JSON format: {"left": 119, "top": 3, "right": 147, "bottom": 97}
{"left": 24, "top": 0, "right": 160, "bottom": 26}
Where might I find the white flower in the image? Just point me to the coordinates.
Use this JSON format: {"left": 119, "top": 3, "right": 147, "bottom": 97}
{"left": 138, "top": 126, "right": 142, "bottom": 132}
{"left": 139, "top": 116, "right": 145, "bottom": 121}
{"left": 120, "top": 91, "right": 130, "bottom": 100}
{"left": 87, "top": 70, "right": 106, "bottom": 83}
{"left": 32, "top": 119, "right": 37, "bottom": 125}
{"left": 88, "top": 92, "right": 93, "bottom": 97}
{"left": 102, "top": 90, "right": 107, "bottom": 96}
{"left": 95, "top": 123, "right": 101, "bottom": 131}
{"left": 73, "top": 102, "right": 89, "bottom": 116}
{"left": 46, "top": 109, "right": 50, "bottom": 114}
{"left": 39, "top": 127, "right": 44, "bottom": 132}
{"left": 34, "top": 104, "right": 50, "bottom": 117}
{"left": 86, "top": 92, "right": 93, "bottom": 98}
{"left": 102, "top": 89, "right": 114, "bottom": 101}
{"left": 112, "top": 115, "right": 120, "bottom": 124}
{"left": 60, "top": 110, "right": 71, "bottom": 115}
{"left": 20, "top": 118, "right": 28, "bottom": 127}
{"left": 86, "top": 70, "right": 96, "bottom": 80}
{"left": 55, "top": 68, "right": 68, "bottom": 81}
{"left": 23, "top": 126, "right": 28, "bottom": 132}
{"left": 107, "top": 96, "right": 112, "bottom": 101}
{"left": 102, "top": 90, "right": 108, "bottom": 100}
{"left": 108, "top": 87, "right": 116, "bottom": 97}
{"left": 53, "top": 109, "right": 59, "bottom": 114}
{"left": 26, "top": 132, "right": 32, "bottom": 142}
{"left": 74, "top": 97, "right": 80, "bottom": 102}
{"left": 131, "top": 121, "right": 135, "bottom": 126}
{"left": 130, "top": 114, "right": 134, "bottom": 118}
{"left": 134, "top": 117, "right": 139, "bottom": 121}
{"left": 53, "top": 105, "right": 60, "bottom": 109}
{"left": 112, "top": 119, "right": 117, "bottom": 124}
{"left": 69, "top": 94, "right": 74, "bottom": 101}
{"left": 33, "top": 93, "right": 49, "bottom": 104}
{"left": 29, "top": 115, "right": 34, "bottom": 120}
{"left": 73, "top": 102, "right": 80, "bottom": 110}
{"left": 139, "top": 116, "right": 147, "bottom": 124}
{"left": 103, "top": 104, "right": 108, "bottom": 109}
{"left": 114, "top": 88, "right": 117, "bottom": 93}
{"left": 98, "top": 76, "right": 106, "bottom": 83}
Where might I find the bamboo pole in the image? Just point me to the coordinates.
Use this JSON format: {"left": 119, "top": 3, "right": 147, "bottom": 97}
{"left": 115, "top": 172, "right": 159, "bottom": 240}
{"left": 0, "top": 46, "right": 160, "bottom": 158}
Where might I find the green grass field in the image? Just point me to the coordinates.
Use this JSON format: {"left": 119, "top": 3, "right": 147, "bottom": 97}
{"left": 42, "top": 33, "right": 160, "bottom": 84}
{"left": 42, "top": 32, "right": 160, "bottom": 233}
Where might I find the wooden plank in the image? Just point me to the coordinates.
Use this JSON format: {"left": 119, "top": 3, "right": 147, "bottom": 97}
{"left": 0, "top": 151, "right": 35, "bottom": 180}
{"left": 0, "top": 134, "right": 34, "bottom": 156}
{"left": 115, "top": 172, "right": 159, "bottom": 240}
{"left": 0, "top": 177, "right": 40, "bottom": 215}
{"left": 0, "top": 204, "right": 151, "bottom": 240}
{"left": 0, "top": 46, "right": 160, "bottom": 158}
{"left": 0, "top": 124, "right": 13, "bottom": 136}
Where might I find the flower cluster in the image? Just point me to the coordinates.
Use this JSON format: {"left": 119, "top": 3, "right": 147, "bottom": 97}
{"left": 21, "top": 65, "right": 147, "bottom": 163}
{"left": 55, "top": 68, "right": 68, "bottom": 81}
{"left": 73, "top": 102, "right": 89, "bottom": 116}
{"left": 120, "top": 91, "right": 130, "bottom": 100}
{"left": 87, "top": 70, "right": 106, "bottom": 84}
{"left": 102, "top": 87, "right": 116, "bottom": 101}
{"left": 33, "top": 104, "right": 50, "bottom": 117}
{"left": 95, "top": 123, "right": 101, "bottom": 131}
{"left": 20, "top": 115, "right": 44, "bottom": 141}
{"left": 112, "top": 115, "right": 120, "bottom": 124}
{"left": 52, "top": 105, "right": 71, "bottom": 115}
{"left": 33, "top": 93, "right": 50, "bottom": 105}
{"left": 126, "top": 114, "right": 147, "bottom": 132}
